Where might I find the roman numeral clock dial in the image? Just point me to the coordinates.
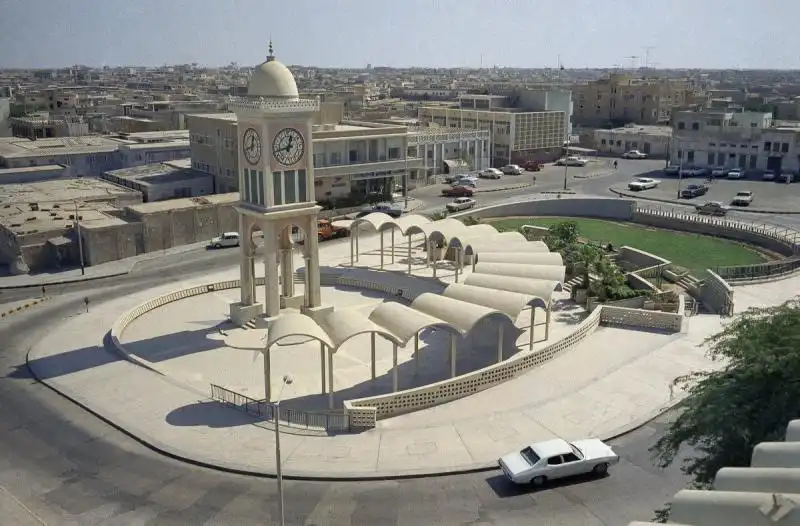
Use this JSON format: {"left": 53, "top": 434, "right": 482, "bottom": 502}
{"left": 272, "top": 128, "right": 305, "bottom": 166}
{"left": 242, "top": 128, "right": 262, "bottom": 165}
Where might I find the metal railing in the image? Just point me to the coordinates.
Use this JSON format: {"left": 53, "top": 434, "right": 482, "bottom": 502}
{"left": 713, "top": 255, "right": 800, "bottom": 282}
{"left": 210, "top": 383, "right": 350, "bottom": 432}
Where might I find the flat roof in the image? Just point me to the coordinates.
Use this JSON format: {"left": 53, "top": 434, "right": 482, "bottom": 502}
{"left": 603, "top": 125, "right": 672, "bottom": 136}
{"left": 126, "top": 192, "right": 239, "bottom": 215}
{"left": 0, "top": 177, "right": 139, "bottom": 205}
{"left": 104, "top": 158, "right": 209, "bottom": 186}
{"left": 0, "top": 164, "right": 66, "bottom": 176}
{"left": 0, "top": 201, "right": 128, "bottom": 235}
{"left": 188, "top": 112, "right": 237, "bottom": 121}
{"left": 0, "top": 136, "right": 123, "bottom": 159}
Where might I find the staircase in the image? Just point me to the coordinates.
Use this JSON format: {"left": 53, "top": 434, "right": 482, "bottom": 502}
{"left": 683, "top": 295, "right": 698, "bottom": 317}
{"left": 243, "top": 319, "right": 257, "bottom": 330}
{"left": 676, "top": 273, "right": 705, "bottom": 292}
{"left": 562, "top": 276, "right": 583, "bottom": 294}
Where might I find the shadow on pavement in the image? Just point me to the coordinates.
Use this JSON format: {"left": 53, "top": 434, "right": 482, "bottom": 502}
{"left": 13, "top": 331, "right": 120, "bottom": 380}
{"left": 485, "top": 471, "right": 609, "bottom": 498}
{"left": 166, "top": 400, "right": 260, "bottom": 428}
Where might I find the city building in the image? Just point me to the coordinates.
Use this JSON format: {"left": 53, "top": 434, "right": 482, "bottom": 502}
{"left": 0, "top": 131, "right": 190, "bottom": 177}
{"left": 0, "top": 98, "right": 10, "bottom": 137}
{"left": 666, "top": 110, "right": 800, "bottom": 172}
{"left": 417, "top": 89, "right": 572, "bottom": 166}
{"left": 101, "top": 158, "right": 213, "bottom": 202}
{"left": 572, "top": 74, "right": 691, "bottom": 127}
{"left": 9, "top": 113, "right": 90, "bottom": 139}
{"left": 592, "top": 125, "right": 672, "bottom": 157}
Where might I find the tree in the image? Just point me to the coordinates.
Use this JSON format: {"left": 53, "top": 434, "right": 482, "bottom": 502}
{"left": 650, "top": 299, "right": 800, "bottom": 521}
{"left": 544, "top": 221, "right": 579, "bottom": 252}
{"left": 460, "top": 216, "right": 481, "bottom": 226}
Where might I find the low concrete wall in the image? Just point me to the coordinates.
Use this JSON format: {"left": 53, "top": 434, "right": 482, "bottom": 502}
{"left": 699, "top": 269, "right": 734, "bottom": 316}
{"left": 461, "top": 197, "right": 636, "bottom": 221}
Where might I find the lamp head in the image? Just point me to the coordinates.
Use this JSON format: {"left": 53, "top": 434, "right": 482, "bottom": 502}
{"left": 282, "top": 374, "right": 294, "bottom": 385}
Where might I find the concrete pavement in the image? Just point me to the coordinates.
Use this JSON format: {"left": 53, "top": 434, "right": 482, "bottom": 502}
{"left": 25, "top": 228, "right": 798, "bottom": 479}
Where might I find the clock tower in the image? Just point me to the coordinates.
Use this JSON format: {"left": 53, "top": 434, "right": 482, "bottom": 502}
{"left": 228, "top": 41, "right": 327, "bottom": 325}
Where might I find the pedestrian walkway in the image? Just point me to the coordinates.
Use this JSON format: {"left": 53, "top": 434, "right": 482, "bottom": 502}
{"left": 26, "top": 251, "right": 794, "bottom": 478}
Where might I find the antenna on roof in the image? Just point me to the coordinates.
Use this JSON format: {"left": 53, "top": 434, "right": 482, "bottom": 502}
{"left": 267, "top": 37, "right": 275, "bottom": 62}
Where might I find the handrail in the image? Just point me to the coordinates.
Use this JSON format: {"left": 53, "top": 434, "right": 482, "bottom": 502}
{"left": 209, "top": 383, "right": 350, "bottom": 433}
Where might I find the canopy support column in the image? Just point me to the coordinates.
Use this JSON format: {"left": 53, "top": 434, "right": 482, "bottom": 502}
{"left": 355, "top": 226, "right": 360, "bottom": 262}
{"left": 449, "top": 333, "right": 457, "bottom": 378}
{"left": 349, "top": 230, "right": 354, "bottom": 267}
{"left": 529, "top": 308, "right": 536, "bottom": 349}
{"left": 391, "top": 228, "right": 395, "bottom": 264}
{"left": 263, "top": 349, "right": 272, "bottom": 402}
{"left": 454, "top": 247, "right": 461, "bottom": 283}
{"left": 497, "top": 324, "right": 504, "bottom": 363}
{"left": 414, "top": 333, "right": 420, "bottom": 376}
{"left": 370, "top": 333, "right": 376, "bottom": 379}
{"left": 545, "top": 304, "right": 551, "bottom": 341}
{"left": 407, "top": 235, "right": 413, "bottom": 275}
{"left": 380, "top": 230, "right": 385, "bottom": 270}
{"left": 392, "top": 343, "right": 399, "bottom": 392}
{"left": 319, "top": 342, "right": 326, "bottom": 394}
{"left": 327, "top": 347, "right": 334, "bottom": 410}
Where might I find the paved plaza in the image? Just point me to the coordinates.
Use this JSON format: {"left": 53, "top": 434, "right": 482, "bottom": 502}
{"left": 24, "top": 226, "right": 800, "bottom": 478}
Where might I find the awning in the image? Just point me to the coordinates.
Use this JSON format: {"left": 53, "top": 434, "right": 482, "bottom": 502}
{"left": 565, "top": 146, "right": 597, "bottom": 154}
{"left": 443, "top": 159, "right": 470, "bottom": 173}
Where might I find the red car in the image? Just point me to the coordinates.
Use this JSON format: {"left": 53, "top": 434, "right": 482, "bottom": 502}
{"left": 442, "top": 185, "right": 474, "bottom": 197}
{"left": 522, "top": 161, "right": 542, "bottom": 172}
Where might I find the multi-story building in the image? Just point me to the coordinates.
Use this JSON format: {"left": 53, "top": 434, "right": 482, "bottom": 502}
{"left": 572, "top": 74, "right": 691, "bottom": 127}
{"left": 592, "top": 125, "right": 672, "bottom": 157}
{"left": 668, "top": 109, "right": 800, "bottom": 173}
{"left": 0, "top": 98, "right": 10, "bottom": 137}
{"left": 101, "top": 158, "right": 213, "bottom": 202}
{"left": 10, "top": 114, "right": 90, "bottom": 139}
{"left": 418, "top": 89, "right": 572, "bottom": 166}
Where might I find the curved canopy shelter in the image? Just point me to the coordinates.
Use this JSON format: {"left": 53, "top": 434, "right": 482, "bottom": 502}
{"left": 464, "top": 273, "right": 563, "bottom": 304}
{"left": 410, "top": 292, "right": 515, "bottom": 373}
{"left": 474, "top": 261, "right": 566, "bottom": 283}
{"left": 369, "top": 301, "right": 462, "bottom": 379}
{"left": 349, "top": 212, "right": 403, "bottom": 270}
{"left": 464, "top": 223, "right": 499, "bottom": 238}
{"left": 477, "top": 251, "right": 564, "bottom": 266}
{"left": 443, "top": 282, "right": 549, "bottom": 348}
{"left": 263, "top": 313, "right": 334, "bottom": 404}
{"left": 393, "top": 214, "right": 432, "bottom": 235}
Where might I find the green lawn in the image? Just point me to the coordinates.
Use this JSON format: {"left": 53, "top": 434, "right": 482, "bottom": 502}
{"left": 487, "top": 216, "right": 769, "bottom": 275}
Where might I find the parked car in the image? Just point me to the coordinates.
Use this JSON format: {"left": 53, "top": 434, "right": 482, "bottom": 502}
{"left": 680, "top": 167, "right": 695, "bottom": 177}
{"left": 627, "top": 177, "right": 661, "bottom": 191}
{"left": 693, "top": 167, "right": 711, "bottom": 177}
{"left": 696, "top": 201, "right": 729, "bottom": 216}
{"left": 522, "top": 160, "right": 542, "bottom": 171}
{"left": 479, "top": 168, "right": 503, "bottom": 179}
{"left": 779, "top": 172, "right": 795, "bottom": 183}
{"left": 443, "top": 172, "right": 476, "bottom": 184}
{"left": 441, "top": 185, "right": 474, "bottom": 197}
{"left": 452, "top": 175, "right": 478, "bottom": 187}
{"left": 762, "top": 170, "right": 776, "bottom": 181}
{"left": 356, "top": 202, "right": 403, "bottom": 218}
{"left": 681, "top": 184, "right": 709, "bottom": 198}
{"left": 208, "top": 232, "right": 240, "bottom": 249}
{"left": 498, "top": 438, "right": 619, "bottom": 486}
{"left": 711, "top": 167, "right": 728, "bottom": 178}
{"left": 445, "top": 197, "right": 477, "bottom": 212}
{"left": 663, "top": 165, "right": 680, "bottom": 175}
{"left": 555, "top": 156, "right": 588, "bottom": 167}
{"left": 727, "top": 169, "right": 744, "bottom": 179}
{"left": 501, "top": 164, "right": 524, "bottom": 175}
{"left": 731, "top": 190, "right": 754, "bottom": 206}
{"left": 622, "top": 150, "right": 648, "bottom": 159}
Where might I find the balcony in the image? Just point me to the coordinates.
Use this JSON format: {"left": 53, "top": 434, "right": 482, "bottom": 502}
{"left": 314, "top": 157, "right": 424, "bottom": 178}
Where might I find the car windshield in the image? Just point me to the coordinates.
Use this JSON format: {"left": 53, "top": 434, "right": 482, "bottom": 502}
{"left": 569, "top": 443, "right": 585, "bottom": 459}
{"left": 520, "top": 446, "right": 540, "bottom": 466}
{"left": 737, "top": 192, "right": 751, "bottom": 196}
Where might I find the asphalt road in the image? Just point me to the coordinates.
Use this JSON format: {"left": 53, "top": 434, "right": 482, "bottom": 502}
{"left": 0, "top": 265, "right": 692, "bottom": 525}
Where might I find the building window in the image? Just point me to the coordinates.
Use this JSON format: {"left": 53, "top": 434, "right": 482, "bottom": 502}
{"left": 273, "top": 171, "right": 282, "bottom": 206}
{"left": 764, "top": 142, "right": 771, "bottom": 151}
{"left": 388, "top": 147, "right": 401, "bottom": 160}
{"left": 751, "top": 122, "right": 758, "bottom": 127}
{"left": 298, "top": 169, "right": 307, "bottom": 202}
{"left": 257, "top": 170, "right": 264, "bottom": 205}
{"left": 782, "top": 143, "right": 790, "bottom": 153}
{"left": 284, "top": 170, "right": 297, "bottom": 203}
{"left": 691, "top": 122, "right": 699, "bottom": 131}
{"left": 330, "top": 151, "right": 342, "bottom": 165}
{"left": 313, "top": 152, "right": 325, "bottom": 167}
{"left": 349, "top": 149, "right": 359, "bottom": 163}
{"left": 243, "top": 169, "right": 251, "bottom": 203}
{"left": 601, "top": 139, "right": 606, "bottom": 145}
{"left": 249, "top": 170, "right": 261, "bottom": 206}
{"left": 678, "top": 122, "right": 686, "bottom": 130}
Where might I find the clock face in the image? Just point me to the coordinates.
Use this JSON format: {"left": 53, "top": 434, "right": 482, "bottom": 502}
{"left": 242, "top": 128, "right": 262, "bottom": 165}
{"left": 272, "top": 128, "right": 305, "bottom": 167}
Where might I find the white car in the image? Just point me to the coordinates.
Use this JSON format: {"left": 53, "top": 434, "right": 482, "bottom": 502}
{"left": 453, "top": 175, "right": 478, "bottom": 188}
{"left": 501, "top": 164, "right": 524, "bottom": 175}
{"left": 762, "top": 170, "right": 776, "bottom": 181}
{"left": 479, "top": 168, "right": 503, "bottom": 179}
{"left": 445, "top": 197, "right": 477, "bottom": 212}
{"left": 711, "top": 167, "right": 728, "bottom": 177}
{"left": 663, "top": 165, "right": 680, "bottom": 175}
{"left": 731, "top": 190, "right": 753, "bottom": 206}
{"left": 627, "top": 177, "right": 661, "bottom": 191}
{"left": 727, "top": 169, "right": 744, "bottom": 179}
{"left": 209, "top": 232, "right": 240, "bottom": 249}
{"left": 556, "top": 156, "right": 588, "bottom": 167}
{"left": 622, "top": 150, "right": 648, "bottom": 159}
{"left": 498, "top": 438, "right": 619, "bottom": 486}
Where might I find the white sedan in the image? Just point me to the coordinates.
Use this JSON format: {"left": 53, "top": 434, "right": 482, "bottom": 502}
{"left": 555, "top": 156, "right": 588, "bottom": 167}
{"left": 627, "top": 177, "right": 661, "bottom": 191}
{"left": 479, "top": 168, "right": 503, "bottom": 179}
{"left": 498, "top": 438, "right": 619, "bottom": 486}
{"left": 445, "top": 197, "right": 477, "bottom": 212}
{"left": 622, "top": 150, "right": 648, "bottom": 159}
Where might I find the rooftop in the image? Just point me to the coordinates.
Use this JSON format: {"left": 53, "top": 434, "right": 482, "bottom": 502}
{"left": 0, "top": 136, "right": 123, "bottom": 159}
{"left": 125, "top": 192, "right": 239, "bottom": 215}
{"left": 104, "top": 158, "right": 209, "bottom": 187}
{"left": 187, "top": 112, "right": 237, "bottom": 121}
{"left": 0, "top": 177, "right": 139, "bottom": 205}
{"left": 606, "top": 125, "right": 672, "bottom": 136}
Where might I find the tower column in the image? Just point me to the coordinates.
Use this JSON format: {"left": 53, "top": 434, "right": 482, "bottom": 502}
{"left": 239, "top": 215, "right": 255, "bottom": 306}
{"left": 305, "top": 216, "right": 322, "bottom": 308}
{"left": 262, "top": 221, "right": 281, "bottom": 318}
{"left": 280, "top": 227, "right": 294, "bottom": 298}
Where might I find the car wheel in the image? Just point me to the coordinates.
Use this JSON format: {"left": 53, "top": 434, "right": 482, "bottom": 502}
{"left": 593, "top": 462, "right": 609, "bottom": 476}
{"left": 530, "top": 475, "right": 547, "bottom": 487}
{"left": 213, "top": 244, "right": 221, "bottom": 249}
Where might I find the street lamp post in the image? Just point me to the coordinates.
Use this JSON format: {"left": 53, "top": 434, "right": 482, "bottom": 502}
{"left": 675, "top": 137, "right": 684, "bottom": 199}
{"left": 73, "top": 201, "right": 85, "bottom": 275}
{"left": 273, "top": 374, "right": 293, "bottom": 526}
{"left": 562, "top": 140, "right": 569, "bottom": 190}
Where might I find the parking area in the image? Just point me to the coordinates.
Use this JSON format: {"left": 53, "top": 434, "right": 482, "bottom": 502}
{"left": 612, "top": 173, "right": 800, "bottom": 212}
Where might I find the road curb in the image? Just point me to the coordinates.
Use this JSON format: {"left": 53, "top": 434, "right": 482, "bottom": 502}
{"left": 0, "top": 270, "right": 131, "bottom": 290}
{"left": 474, "top": 182, "right": 534, "bottom": 194}
{"left": 609, "top": 186, "right": 800, "bottom": 214}
{"left": 573, "top": 169, "right": 614, "bottom": 180}
{"left": 0, "top": 296, "right": 49, "bottom": 317}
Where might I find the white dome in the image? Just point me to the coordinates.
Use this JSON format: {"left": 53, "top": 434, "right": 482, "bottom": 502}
{"left": 247, "top": 57, "right": 298, "bottom": 99}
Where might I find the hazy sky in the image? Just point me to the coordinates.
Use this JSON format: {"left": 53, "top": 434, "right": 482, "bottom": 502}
{"left": 0, "top": 0, "right": 796, "bottom": 69}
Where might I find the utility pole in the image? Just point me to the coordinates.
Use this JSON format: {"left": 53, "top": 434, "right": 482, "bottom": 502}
{"left": 643, "top": 47, "right": 655, "bottom": 70}
{"left": 74, "top": 201, "right": 85, "bottom": 275}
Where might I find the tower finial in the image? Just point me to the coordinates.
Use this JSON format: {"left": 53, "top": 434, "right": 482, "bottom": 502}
{"left": 267, "top": 38, "right": 275, "bottom": 61}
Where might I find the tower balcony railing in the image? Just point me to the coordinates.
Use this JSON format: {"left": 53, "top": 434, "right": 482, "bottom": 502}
{"left": 314, "top": 157, "right": 423, "bottom": 177}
